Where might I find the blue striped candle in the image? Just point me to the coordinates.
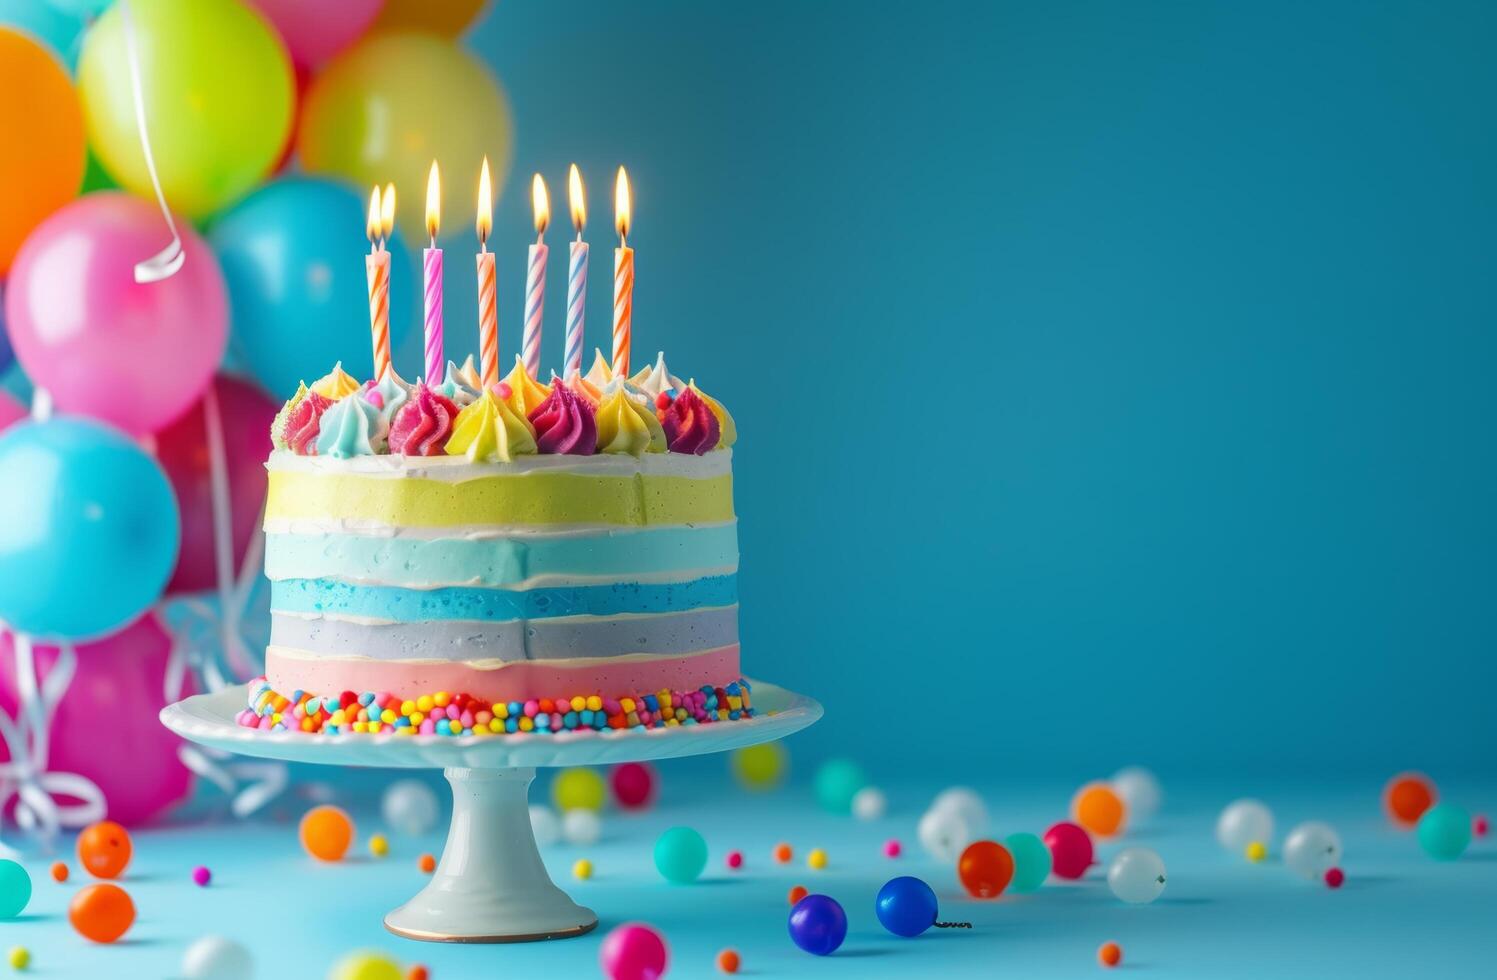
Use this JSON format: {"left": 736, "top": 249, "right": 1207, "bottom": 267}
{"left": 565, "top": 239, "right": 588, "bottom": 379}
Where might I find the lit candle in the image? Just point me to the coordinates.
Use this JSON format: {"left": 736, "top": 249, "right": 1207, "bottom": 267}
{"left": 475, "top": 158, "right": 499, "bottom": 389}
{"left": 523, "top": 174, "right": 550, "bottom": 380}
{"left": 612, "top": 166, "right": 633, "bottom": 378}
{"left": 564, "top": 164, "right": 589, "bottom": 380}
{"left": 422, "top": 162, "right": 443, "bottom": 387}
{"left": 364, "top": 186, "right": 391, "bottom": 382}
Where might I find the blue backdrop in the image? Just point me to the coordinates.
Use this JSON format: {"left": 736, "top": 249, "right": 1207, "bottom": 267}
{"left": 455, "top": 0, "right": 1497, "bottom": 777}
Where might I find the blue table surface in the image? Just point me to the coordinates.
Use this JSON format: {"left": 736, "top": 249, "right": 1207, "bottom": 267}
{"left": 3, "top": 772, "right": 1494, "bottom": 979}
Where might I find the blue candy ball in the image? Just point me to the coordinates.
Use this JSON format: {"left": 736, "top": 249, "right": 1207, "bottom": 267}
{"left": 0, "top": 859, "right": 31, "bottom": 919}
{"left": 1417, "top": 802, "right": 1472, "bottom": 861}
{"left": 1005, "top": 831, "right": 1053, "bottom": 893}
{"left": 788, "top": 894, "right": 847, "bottom": 956}
{"left": 875, "top": 876, "right": 938, "bottom": 937}
{"left": 653, "top": 826, "right": 708, "bottom": 883}
{"left": 813, "top": 758, "right": 867, "bottom": 814}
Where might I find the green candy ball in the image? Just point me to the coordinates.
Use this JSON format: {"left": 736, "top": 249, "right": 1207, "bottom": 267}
{"left": 1004, "top": 832, "right": 1053, "bottom": 893}
{"left": 1417, "top": 802, "right": 1472, "bottom": 861}
{"left": 0, "top": 860, "right": 31, "bottom": 919}
{"left": 654, "top": 826, "right": 708, "bottom": 884}
{"left": 813, "top": 758, "right": 868, "bottom": 814}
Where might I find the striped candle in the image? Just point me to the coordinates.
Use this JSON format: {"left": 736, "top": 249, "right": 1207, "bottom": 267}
{"left": 476, "top": 158, "right": 499, "bottom": 388}
{"left": 423, "top": 162, "right": 443, "bottom": 386}
{"left": 565, "top": 240, "right": 588, "bottom": 379}
{"left": 366, "top": 250, "right": 390, "bottom": 381}
{"left": 612, "top": 166, "right": 633, "bottom": 378}
{"left": 522, "top": 173, "right": 550, "bottom": 379}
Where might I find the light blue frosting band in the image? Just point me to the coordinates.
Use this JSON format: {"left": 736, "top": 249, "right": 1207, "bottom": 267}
{"left": 313, "top": 396, "right": 386, "bottom": 458}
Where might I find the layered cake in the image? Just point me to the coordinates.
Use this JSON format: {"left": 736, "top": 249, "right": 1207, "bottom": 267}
{"left": 239, "top": 352, "right": 754, "bottom": 736}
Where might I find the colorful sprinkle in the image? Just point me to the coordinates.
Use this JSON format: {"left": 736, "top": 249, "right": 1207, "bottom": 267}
{"left": 774, "top": 843, "right": 793, "bottom": 864}
{"left": 788, "top": 884, "right": 808, "bottom": 905}
{"left": 1246, "top": 841, "right": 1267, "bottom": 863}
{"left": 408, "top": 967, "right": 429, "bottom": 980}
{"left": 1099, "top": 941, "right": 1122, "bottom": 968}
{"left": 418, "top": 853, "right": 437, "bottom": 874}
{"left": 716, "top": 948, "right": 741, "bottom": 974}
{"left": 7, "top": 947, "right": 28, "bottom": 970}
{"left": 884, "top": 839, "right": 902, "bottom": 858}
{"left": 725, "top": 850, "right": 744, "bottom": 870}
{"left": 808, "top": 848, "right": 828, "bottom": 870}
{"left": 191, "top": 866, "right": 211, "bottom": 887}
{"left": 573, "top": 859, "right": 593, "bottom": 880}
{"left": 370, "top": 834, "right": 390, "bottom": 858}
{"left": 48, "top": 863, "right": 67, "bottom": 883}
{"left": 1325, "top": 867, "right": 1345, "bottom": 889}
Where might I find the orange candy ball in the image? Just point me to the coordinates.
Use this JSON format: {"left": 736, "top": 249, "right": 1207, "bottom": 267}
{"left": 957, "top": 840, "right": 1014, "bottom": 899}
{"left": 77, "top": 821, "right": 132, "bottom": 879}
{"left": 418, "top": 853, "right": 437, "bottom": 873}
{"left": 773, "top": 842, "right": 793, "bottom": 863}
{"left": 299, "top": 805, "right": 354, "bottom": 862}
{"left": 408, "top": 967, "right": 429, "bottom": 980}
{"left": 69, "top": 883, "right": 135, "bottom": 944}
{"left": 788, "top": 884, "right": 809, "bottom": 906}
{"left": 1098, "top": 941, "right": 1122, "bottom": 968}
{"left": 717, "top": 948, "right": 741, "bottom": 974}
{"left": 1383, "top": 772, "right": 1437, "bottom": 828}
{"left": 1072, "top": 782, "right": 1126, "bottom": 838}
{"left": 49, "top": 862, "right": 68, "bottom": 883}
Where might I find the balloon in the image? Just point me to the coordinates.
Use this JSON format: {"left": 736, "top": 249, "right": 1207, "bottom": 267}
{"left": 917, "top": 804, "right": 972, "bottom": 864}
{"left": 328, "top": 952, "right": 402, "bottom": 980}
{"left": 563, "top": 808, "right": 601, "bottom": 846}
{"left": 209, "top": 177, "right": 417, "bottom": 397}
{"left": 0, "top": 29, "right": 84, "bottom": 276}
{"left": 0, "top": 617, "right": 194, "bottom": 825}
{"left": 371, "top": 0, "right": 486, "bottom": 36}
{"left": 1384, "top": 772, "right": 1437, "bottom": 828}
{"left": 813, "top": 758, "right": 867, "bottom": 814}
{"left": 552, "top": 766, "right": 606, "bottom": 811}
{"left": 381, "top": 778, "right": 440, "bottom": 836}
{"left": 529, "top": 805, "right": 560, "bottom": 846}
{"left": 0, "top": 860, "right": 29, "bottom": 918}
{"left": 6, "top": 193, "right": 227, "bottom": 435}
{"left": 155, "top": 375, "right": 277, "bottom": 594}
{"left": 599, "top": 923, "right": 668, "bottom": 980}
{"left": 77, "top": 0, "right": 293, "bottom": 220}
{"left": 77, "top": 820, "right": 132, "bottom": 878}
{"left": 787, "top": 894, "right": 847, "bottom": 956}
{"left": 1043, "top": 821, "right": 1094, "bottom": 880}
{"left": 0, "top": 418, "right": 179, "bottom": 639}
{"left": 1004, "top": 831, "right": 1053, "bottom": 893}
{"left": 182, "top": 935, "right": 254, "bottom": 980}
{"left": 0, "top": 392, "right": 24, "bottom": 433}
{"left": 299, "top": 32, "right": 513, "bottom": 244}
{"left": 1111, "top": 766, "right": 1162, "bottom": 821}
{"left": 0, "top": 0, "right": 86, "bottom": 70}
{"left": 44, "top": 0, "right": 112, "bottom": 16}
{"left": 852, "top": 786, "right": 887, "bottom": 820}
{"left": 0, "top": 288, "right": 13, "bottom": 376}
{"left": 1072, "top": 781, "right": 1126, "bottom": 838}
{"left": 653, "top": 826, "right": 707, "bottom": 884}
{"left": 875, "top": 876, "right": 938, "bottom": 937}
{"left": 300, "top": 805, "right": 354, "bottom": 861}
{"left": 957, "top": 840, "right": 1014, "bottom": 899}
{"left": 930, "top": 786, "right": 990, "bottom": 836}
{"left": 1106, "top": 847, "right": 1166, "bottom": 904}
{"left": 1416, "top": 803, "right": 1471, "bottom": 861}
{"left": 247, "top": 0, "right": 381, "bottom": 69}
{"left": 1216, "top": 798, "right": 1274, "bottom": 853}
{"left": 69, "top": 883, "right": 134, "bottom": 943}
{"left": 730, "top": 741, "right": 786, "bottom": 790}
{"left": 610, "top": 762, "right": 657, "bottom": 809}
{"left": 1283, "top": 821, "right": 1342, "bottom": 879}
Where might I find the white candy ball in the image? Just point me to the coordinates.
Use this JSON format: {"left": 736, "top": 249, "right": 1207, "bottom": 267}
{"left": 1111, "top": 766, "right": 1162, "bottom": 821}
{"left": 1283, "top": 821, "right": 1342, "bottom": 880}
{"left": 1216, "top": 799, "right": 1274, "bottom": 853}
{"left": 530, "top": 804, "right": 562, "bottom": 847}
{"left": 852, "top": 786, "right": 887, "bottom": 821}
{"left": 918, "top": 805, "right": 973, "bottom": 864}
{"left": 562, "top": 807, "right": 602, "bottom": 845}
{"left": 181, "top": 936, "right": 254, "bottom": 980}
{"left": 930, "top": 786, "right": 989, "bottom": 837}
{"left": 1107, "top": 847, "right": 1167, "bottom": 904}
{"left": 381, "top": 778, "right": 440, "bottom": 837}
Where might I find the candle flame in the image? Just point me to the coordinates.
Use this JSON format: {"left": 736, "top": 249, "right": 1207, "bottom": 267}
{"left": 366, "top": 186, "right": 381, "bottom": 243}
{"left": 614, "top": 166, "right": 631, "bottom": 241}
{"left": 380, "top": 183, "right": 395, "bottom": 239}
{"left": 532, "top": 173, "right": 550, "bottom": 236}
{"left": 476, "top": 157, "right": 492, "bottom": 245}
{"left": 425, "top": 161, "right": 441, "bottom": 240}
{"left": 568, "top": 164, "right": 586, "bottom": 233}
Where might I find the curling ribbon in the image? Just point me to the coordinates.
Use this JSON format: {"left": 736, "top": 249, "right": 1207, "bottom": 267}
{"left": 121, "top": 0, "right": 185, "bottom": 283}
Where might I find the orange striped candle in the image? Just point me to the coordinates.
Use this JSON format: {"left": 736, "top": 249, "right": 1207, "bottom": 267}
{"left": 364, "top": 186, "right": 391, "bottom": 381}
{"left": 611, "top": 166, "right": 633, "bottom": 378}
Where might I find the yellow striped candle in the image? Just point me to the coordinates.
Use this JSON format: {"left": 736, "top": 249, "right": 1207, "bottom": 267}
{"left": 612, "top": 166, "right": 633, "bottom": 378}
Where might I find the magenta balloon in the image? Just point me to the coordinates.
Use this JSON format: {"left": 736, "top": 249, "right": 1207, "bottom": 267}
{"left": 4, "top": 192, "right": 227, "bottom": 436}
{"left": 0, "top": 392, "right": 24, "bottom": 433}
{"left": 249, "top": 0, "right": 383, "bottom": 69}
{"left": 0, "top": 617, "right": 193, "bottom": 827}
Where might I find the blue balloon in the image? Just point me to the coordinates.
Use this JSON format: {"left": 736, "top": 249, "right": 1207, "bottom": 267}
{"left": 876, "top": 876, "right": 938, "bottom": 937}
{"left": 0, "top": 0, "right": 87, "bottom": 71}
{"left": 209, "top": 177, "right": 419, "bottom": 399}
{"left": 788, "top": 894, "right": 847, "bottom": 956}
{"left": 0, "top": 417, "right": 179, "bottom": 640}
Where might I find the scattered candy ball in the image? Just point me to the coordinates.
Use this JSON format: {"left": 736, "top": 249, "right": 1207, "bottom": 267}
{"left": 408, "top": 967, "right": 429, "bottom": 980}
{"left": 788, "top": 884, "right": 809, "bottom": 905}
{"left": 1325, "top": 867, "right": 1345, "bottom": 889}
{"left": 808, "top": 848, "right": 828, "bottom": 870}
{"left": 417, "top": 853, "right": 436, "bottom": 874}
{"left": 918, "top": 804, "right": 973, "bottom": 864}
{"left": 788, "top": 894, "right": 847, "bottom": 956}
{"left": 299, "top": 805, "right": 355, "bottom": 862}
{"left": 726, "top": 850, "right": 744, "bottom": 870}
{"left": 1098, "top": 941, "right": 1123, "bottom": 968}
{"left": 181, "top": 935, "right": 254, "bottom": 980}
{"left": 1246, "top": 841, "right": 1267, "bottom": 863}
{"left": 563, "top": 808, "right": 602, "bottom": 846}
{"left": 774, "top": 842, "right": 793, "bottom": 863}
{"left": 370, "top": 834, "right": 390, "bottom": 858}
{"left": 1217, "top": 799, "right": 1274, "bottom": 853}
{"left": 1004, "top": 832, "right": 1053, "bottom": 893}
{"left": 1475, "top": 815, "right": 1490, "bottom": 838}
{"left": 930, "top": 786, "right": 990, "bottom": 836}
{"left": 599, "top": 922, "right": 669, "bottom": 980}
{"left": 1284, "top": 821, "right": 1343, "bottom": 879}
{"left": 77, "top": 820, "right": 133, "bottom": 879}
{"left": 1043, "top": 821, "right": 1095, "bottom": 880}
{"left": 958, "top": 840, "right": 1015, "bottom": 898}
{"left": 716, "top": 948, "right": 741, "bottom": 974}
{"left": 1107, "top": 847, "right": 1167, "bottom": 904}
{"left": 1072, "top": 781, "right": 1127, "bottom": 838}
{"left": 0, "top": 861, "right": 30, "bottom": 919}
{"left": 654, "top": 826, "right": 708, "bottom": 884}
{"left": 68, "top": 883, "right": 135, "bottom": 943}
{"left": 49, "top": 862, "right": 67, "bottom": 883}
{"left": 553, "top": 767, "right": 607, "bottom": 812}
{"left": 382, "top": 778, "right": 440, "bottom": 836}
{"left": 192, "top": 865, "right": 212, "bottom": 887}
{"left": 876, "top": 875, "right": 939, "bottom": 937}
{"left": 813, "top": 758, "right": 868, "bottom": 814}
{"left": 329, "top": 951, "right": 404, "bottom": 980}
{"left": 730, "top": 742, "right": 787, "bottom": 790}
{"left": 7, "top": 947, "right": 28, "bottom": 971}
{"left": 884, "top": 839, "right": 902, "bottom": 858}
{"left": 574, "top": 859, "right": 594, "bottom": 880}
{"left": 530, "top": 805, "right": 562, "bottom": 847}
{"left": 610, "top": 762, "right": 658, "bottom": 810}
{"left": 1417, "top": 802, "right": 1472, "bottom": 861}
{"left": 1383, "top": 772, "right": 1437, "bottom": 828}
{"left": 852, "top": 786, "right": 888, "bottom": 821}
{"left": 1111, "top": 766, "right": 1162, "bottom": 821}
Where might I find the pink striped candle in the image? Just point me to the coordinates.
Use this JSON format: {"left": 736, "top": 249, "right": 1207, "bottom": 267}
{"left": 476, "top": 158, "right": 498, "bottom": 388}
{"left": 612, "top": 166, "right": 633, "bottom": 377}
{"left": 422, "top": 162, "right": 443, "bottom": 386}
{"left": 522, "top": 174, "right": 550, "bottom": 379}
{"left": 564, "top": 164, "right": 588, "bottom": 379}
{"left": 364, "top": 186, "right": 391, "bottom": 382}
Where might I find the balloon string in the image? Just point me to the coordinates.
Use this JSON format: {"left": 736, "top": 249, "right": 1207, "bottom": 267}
{"left": 202, "top": 385, "right": 245, "bottom": 679}
{"left": 934, "top": 921, "right": 973, "bottom": 929}
{"left": 121, "top": 0, "right": 184, "bottom": 283}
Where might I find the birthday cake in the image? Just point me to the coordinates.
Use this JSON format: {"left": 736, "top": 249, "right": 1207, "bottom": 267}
{"left": 239, "top": 351, "right": 753, "bottom": 737}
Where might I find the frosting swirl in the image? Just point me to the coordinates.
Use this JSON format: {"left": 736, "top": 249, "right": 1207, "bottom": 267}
{"left": 660, "top": 386, "right": 721, "bottom": 455}
{"left": 364, "top": 370, "right": 412, "bottom": 426}
{"left": 310, "top": 361, "right": 360, "bottom": 400}
{"left": 688, "top": 380, "right": 736, "bottom": 449}
{"left": 271, "top": 382, "right": 308, "bottom": 451}
{"left": 584, "top": 348, "right": 614, "bottom": 389}
{"left": 631, "top": 351, "right": 685, "bottom": 398}
{"left": 314, "top": 392, "right": 388, "bottom": 458}
{"left": 529, "top": 381, "right": 598, "bottom": 455}
{"left": 595, "top": 386, "right": 667, "bottom": 456}
{"left": 388, "top": 383, "right": 459, "bottom": 456}
{"left": 284, "top": 391, "right": 333, "bottom": 456}
{"left": 502, "top": 355, "right": 552, "bottom": 417}
{"left": 437, "top": 359, "right": 479, "bottom": 407}
{"left": 446, "top": 390, "right": 537, "bottom": 462}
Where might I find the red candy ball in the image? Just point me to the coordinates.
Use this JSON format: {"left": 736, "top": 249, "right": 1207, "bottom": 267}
{"left": 1324, "top": 867, "right": 1345, "bottom": 889}
{"left": 1043, "top": 821, "right": 1094, "bottom": 880}
{"left": 610, "top": 762, "right": 658, "bottom": 810}
{"left": 725, "top": 850, "right": 744, "bottom": 870}
{"left": 1475, "top": 815, "right": 1489, "bottom": 838}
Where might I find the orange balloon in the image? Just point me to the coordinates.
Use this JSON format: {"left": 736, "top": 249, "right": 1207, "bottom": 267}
{"left": 77, "top": 821, "right": 133, "bottom": 879}
{"left": 1383, "top": 772, "right": 1437, "bottom": 828}
{"left": 69, "top": 883, "right": 135, "bottom": 944}
{"left": 299, "top": 804, "right": 354, "bottom": 861}
{"left": 957, "top": 840, "right": 1014, "bottom": 899}
{"left": 1072, "top": 782, "right": 1127, "bottom": 838}
{"left": 0, "top": 29, "right": 85, "bottom": 275}
{"left": 371, "top": 0, "right": 487, "bottom": 35}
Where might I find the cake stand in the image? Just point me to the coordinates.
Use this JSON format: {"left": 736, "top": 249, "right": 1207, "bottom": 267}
{"left": 161, "top": 681, "right": 821, "bottom": 943}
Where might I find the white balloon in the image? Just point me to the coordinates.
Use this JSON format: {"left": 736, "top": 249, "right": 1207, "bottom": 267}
{"left": 930, "top": 786, "right": 989, "bottom": 837}
{"left": 530, "top": 804, "right": 561, "bottom": 847}
{"left": 918, "top": 805, "right": 972, "bottom": 864}
{"left": 1216, "top": 799, "right": 1274, "bottom": 853}
{"left": 1107, "top": 847, "right": 1167, "bottom": 904}
{"left": 562, "top": 807, "right": 602, "bottom": 845}
{"left": 1283, "top": 821, "right": 1342, "bottom": 880}
{"left": 1111, "top": 766, "right": 1162, "bottom": 821}
{"left": 381, "top": 778, "right": 440, "bottom": 837}
{"left": 181, "top": 936, "right": 254, "bottom": 980}
{"left": 852, "top": 786, "right": 887, "bottom": 821}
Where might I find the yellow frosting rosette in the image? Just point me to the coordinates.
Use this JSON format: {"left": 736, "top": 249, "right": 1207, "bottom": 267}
{"left": 595, "top": 387, "right": 667, "bottom": 455}
{"left": 583, "top": 348, "right": 613, "bottom": 389}
{"left": 688, "top": 380, "right": 736, "bottom": 449}
{"left": 445, "top": 390, "right": 537, "bottom": 463}
{"left": 502, "top": 355, "right": 553, "bottom": 418}
{"left": 309, "top": 361, "right": 360, "bottom": 400}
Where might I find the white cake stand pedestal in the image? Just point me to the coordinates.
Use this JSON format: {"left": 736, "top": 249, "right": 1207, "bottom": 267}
{"left": 161, "top": 681, "right": 821, "bottom": 943}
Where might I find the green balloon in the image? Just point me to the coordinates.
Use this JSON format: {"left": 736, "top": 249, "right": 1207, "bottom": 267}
{"left": 1005, "top": 832, "right": 1053, "bottom": 893}
{"left": 1417, "top": 802, "right": 1472, "bottom": 861}
{"left": 653, "top": 826, "right": 708, "bottom": 884}
{"left": 0, "top": 859, "right": 31, "bottom": 919}
{"left": 813, "top": 758, "right": 867, "bottom": 814}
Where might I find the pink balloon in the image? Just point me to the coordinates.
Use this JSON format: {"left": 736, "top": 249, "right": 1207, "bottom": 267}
{"left": 250, "top": 0, "right": 384, "bottom": 69}
{"left": 0, "top": 391, "right": 25, "bottom": 432}
{"left": 599, "top": 923, "right": 669, "bottom": 980}
{"left": 4, "top": 192, "right": 227, "bottom": 436}
{"left": 1043, "top": 821, "right": 1095, "bottom": 880}
{"left": 156, "top": 374, "right": 278, "bottom": 595}
{"left": 0, "top": 616, "right": 193, "bottom": 827}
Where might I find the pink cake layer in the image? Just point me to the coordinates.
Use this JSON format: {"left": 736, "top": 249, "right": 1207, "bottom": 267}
{"left": 266, "top": 645, "right": 741, "bottom": 703}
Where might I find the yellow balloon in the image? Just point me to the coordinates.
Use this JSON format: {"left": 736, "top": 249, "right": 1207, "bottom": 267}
{"left": 328, "top": 952, "right": 403, "bottom": 980}
{"left": 298, "top": 32, "right": 514, "bottom": 244}
{"left": 372, "top": 0, "right": 488, "bottom": 36}
{"left": 731, "top": 742, "right": 788, "bottom": 790}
